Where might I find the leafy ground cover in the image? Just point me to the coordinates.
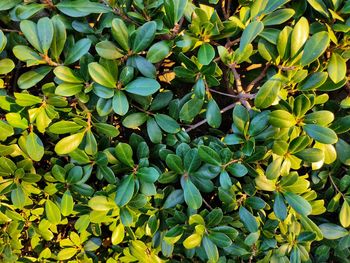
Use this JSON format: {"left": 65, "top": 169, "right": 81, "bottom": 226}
{"left": 0, "top": 0, "right": 350, "bottom": 262}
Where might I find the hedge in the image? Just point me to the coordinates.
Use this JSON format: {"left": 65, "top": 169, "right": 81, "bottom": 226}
{"left": 0, "top": 0, "right": 350, "bottom": 262}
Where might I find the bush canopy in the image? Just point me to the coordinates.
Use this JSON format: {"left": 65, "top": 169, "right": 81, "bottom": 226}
{"left": 0, "top": 0, "right": 350, "bottom": 262}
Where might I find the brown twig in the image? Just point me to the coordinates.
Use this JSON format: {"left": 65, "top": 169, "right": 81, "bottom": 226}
{"left": 225, "top": 38, "right": 241, "bottom": 49}
{"left": 0, "top": 28, "right": 22, "bottom": 34}
{"left": 132, "top": 104, "right": 154, "bottom": 116}
{"left": 278, "top": 65, "right": 297, "bottom": 71}
{"left": 185, "top": 102, "right": 237, "bottom": 132}
{"left": 209, "top": 88, "right": 255, "bottom": 99}
{"left": 246, "top": 63, "right": 270, "bottom": 92}
{"left": 221, "top": 0, "right": 229, "bottom": 20}
{"left": 203, "top": 198, "right": 213, "bottom": 210}
{"left": 229, "top": 63, "right": 243, "bottom": 93}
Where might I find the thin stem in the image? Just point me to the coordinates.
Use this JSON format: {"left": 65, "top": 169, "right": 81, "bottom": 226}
{"left": 203, "top": 198, "right": 213, "bottom": 210}
{"left": 246, "top": 63, "right": 270, "bottom": 92}
{"left": 0, "top": 28, "right": 22, "bottom": 34}
{"left": 132, "top": 104, "right": 154, "bottom": 116}
{"left": 209, "top": 88, "right": 255, "bottom": 99}
{"left": 277, "top": 65, "right": 297, "bottom": 71}
{"left": 225, "top": 38, "right": 241, "bottom": 49}
{"left": 229, "top": 63, "right": 243, "bottom": 93}
{"left": 185, "top": 102, "right": 237, "bottom": 132}
{"left": 221, "top": 0, "right": 228, "bottom": 20}
{"left": 329, "top": 174, "right": 345, "bottom": 198}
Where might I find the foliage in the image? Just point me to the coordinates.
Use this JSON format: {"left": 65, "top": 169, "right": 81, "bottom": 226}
{"left": 0, "top": 0, "right": 349, "bottom": 262}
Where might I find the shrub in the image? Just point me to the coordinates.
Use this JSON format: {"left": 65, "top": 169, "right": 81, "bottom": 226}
{"left": 0, "top": 0, "right": 350, "bottom": 262}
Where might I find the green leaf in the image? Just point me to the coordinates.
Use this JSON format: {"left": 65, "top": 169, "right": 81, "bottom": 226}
{"left": 122, "top": 112, "right": 148, "bottom": 129}
{"left": 98, "top": 165, "right": 116, "bottom": 184}
{"left": 198, "top": 43, "right": 215, "bottom": 65}
{"left": 111, "top": 224, "right": 125, "bottom": 245}
{"left": 274, "top": 192, "right": 287, "bottom": 220}
{"left": 163, "top": 189, "right": 184, "bottom": 208}
{"left": 179, "top": 98, "right": 203, "bottom": 122}
{"left": 203, "top": 235, "right": 219, "bottom": 263}
{"left": 239, "top": 21, "right": 264, "bottom": 51}
{"left": 301, "top": 31, "right": 330, "bottom": 66}
{"left": 262, "top": 8, "right": 295, "bottom": 26}
{"left": 239, "top": 206, "right": 258, "bottom": 233}
{"left": 291, "top": 17, "right": 309, "bottom": 57}
{"left": 166, "top": 154, "right": 184, "bottom": 174}
{"left": 45, "top": 199, "right": 61, "bottom": 224}
{"left": 56, "top": 0, "right": 111, "bottom": 17}
{"left": 12, "top": 45, "right": 41, "bottom": 63}
{"left": 164, "top": 0, "right": 187, "bottom": 26}
{"left": 198, "top": 145, "right": 221, "bottom": 166}
{"left": 0, "top": 31, "right": 7, "bottom": 53}
{"left": 134, "top": 56, "right": 156, "bottom": 79}
{"left": 57, "top": 248, "right": 78, "bottom": 260}
{"left": 336, "top": 139, "right": 350, "bottom": 165}
{"left": 48, "top": 121, "right": 83, "bottom": 134}
{"left": 340, "top": 200, "right": 350, "bottom": 228}
{"left": 37, "top": 17, "right": 53, "bottom": 54}
{"left": 227, "top": 163, "right": 248, "bottom": 177}
{"left": 327, "top": 53, "right": 346, "bottom": 84}
{"left": 132, "top": 21, "right": 157, "bottom": 52}
{"left": 154, "top": 114, "right": 180, "bottom": 133}
{"left": 112, "top": 90, "right": 129, "bottom": 116}
{"left": 304, "top": 111, "right": 334, "bottom": 126}
{"left": 124, "top": 77, "right": 160, "bottom": 96}
{"left": 53, "top": 66, "right": 83, "bottom": 83}
{"left": 206, "top": 99, "right": 222, "bottom": 128}
{"left": 298, "top": 72, "right": 328, "bottom": 91}
{"left": 88, "top": 62, "right": 116, "bottom": 88}
{"left": 16, "top": 4, "right": 45, "bottom": 20}
{"left": 0, "top": 0, "right": 21, "bottom": 11}
{"left": 11, "top": 186, "right": 25, "bottom": 209}
{"left": 20, "top": 20, "right": 42, "bottom": 53}
{"left": 51, "top": 16, "right": 66, "bottom": 61}
{"left": 111, "top": 18, "right": 129, "bottom": 51}
{"left": 64, "top": 38, "right": 91, "bottom": 65}
{"left": 147, "top": 41, "right": 171, "bottom": 63}
{"left": 294, "top": 148, "right": 324, "bottom": 162}
{"left": 96, "top": 41, "right": 124, "bottom": 60}
{"left": 284, "top": 192, "right": 312, "bottom": 216}
{"left": 307, "top": 0, "right": 329, "bottom": 17}
{"left": 0, "top": 121, "right": 14, "bottom": 141}
{"left": 208, "top": 232, "right": 232, "bottom": 248}
{"left": 88, "top": 196, "right": 116, "bottom": 211}
{"left": 0, "top": 59, "right": 15, "bottom": 75}
{"left": 181, "top": 176, "right": 202, "bottom": 209}
{"left": 115, "top": 174, "right": 135, "bottom": 206}
{"left": 84, "top": 130, "right": 97, "bottom": 155}
{"left": 26, "top": 132, "right": 44, "bottom": 161}
{"left": 319, "top": 223, "right": 348, "bottom": 239}
{"left": 115, "top": 143, "right": 134, "bottom": 167}
{"left": 137, "top": 167, "right": 160, "bottom": 183}
{"left": 254, "top": 78, "right": 281, "bottom": 109}
{"left": 183, "top": 233, "right": 202, "bottom": 249}
{"left": 6, "top": 113, "right": 28, "bottom": 129}
{"left": 54, "top": 132, "right": 85, "bottom": 155}
{"left": 55, "top": 83, "right": 83, "bottom": 96}
{"left": 147, "top": 118, "right": 162, "bottom": 144}
{"left": 269, "top": 110, "right": 296, "bottom": 128}
{"left": 18, "top": 66, "right": 51, "bottom": 90}
{"left": 61, "top": 190, "right": 74, "bottom": 216}
{"left": 94, "top": 123, "right": 119, "bottom": 137}
{"left": 233, "top": 104, "right": 249, "bottom": 134}
{"left": 304, "top": 124, "right": 338, "bottom": 144}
